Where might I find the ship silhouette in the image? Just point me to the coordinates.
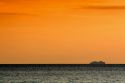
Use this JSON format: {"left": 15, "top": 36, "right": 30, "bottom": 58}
{"left": 90, "top": 61, "right": 106, "bottom": 64}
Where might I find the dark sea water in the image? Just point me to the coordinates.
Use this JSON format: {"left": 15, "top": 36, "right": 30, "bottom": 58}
{"left": 0, "top": 65, "right": 125, "bottom": 83}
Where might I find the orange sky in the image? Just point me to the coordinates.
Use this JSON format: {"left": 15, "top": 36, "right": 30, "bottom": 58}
{"left": 1, "top": 0, "right": 125, "bottom": 64}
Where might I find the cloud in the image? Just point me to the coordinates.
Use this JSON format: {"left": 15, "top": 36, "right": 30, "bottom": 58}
{"left": 0, "top": 0, "right": 27, "bottom": 3}
{"left": 0, "top": 0, "right": 20, "bottom": 3}
{"left": 0, "top": 0, "right": 40, "bottom": 3}
{"left": 74, "top": 5, "right": 125, "bottom": 10}
{"left": 82, "top": 6, "right": 125, "bottom": 9}
{"left": 0, "top": 12, "right": 36, "bottom": 16}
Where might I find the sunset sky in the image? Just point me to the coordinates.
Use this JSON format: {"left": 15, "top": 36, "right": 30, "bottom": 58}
{"left": 1, "top": 0, "right": 125, "bottom": 64}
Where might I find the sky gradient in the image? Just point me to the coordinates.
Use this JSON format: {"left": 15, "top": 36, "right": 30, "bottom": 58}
{"left": 1, "top": 0, "right": 125, "bottom": 64}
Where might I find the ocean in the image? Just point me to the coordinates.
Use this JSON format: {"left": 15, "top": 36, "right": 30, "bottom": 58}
{"left": 0, "top": 64, "right": 125, "bottom": 83}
